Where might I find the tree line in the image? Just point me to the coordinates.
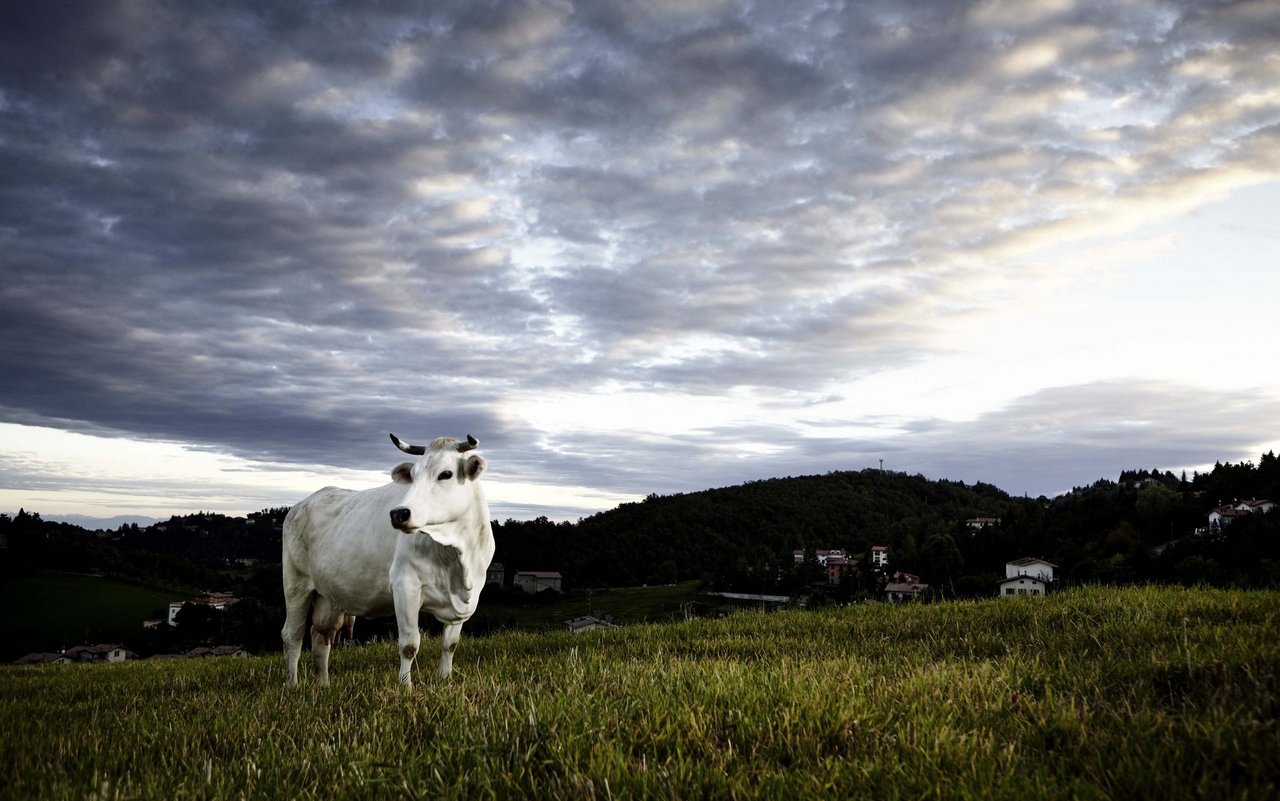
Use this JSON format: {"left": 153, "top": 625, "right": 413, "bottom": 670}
{"left": 3, "top": 452, "right": 1277, "bottom": 656}
{"left": 493, "top": 452, "right": 1280, "bottom": 594}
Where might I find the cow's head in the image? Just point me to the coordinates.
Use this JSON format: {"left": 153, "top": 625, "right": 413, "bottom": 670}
{"left": 387, "top": 433, "right": 487, "bottom": 534}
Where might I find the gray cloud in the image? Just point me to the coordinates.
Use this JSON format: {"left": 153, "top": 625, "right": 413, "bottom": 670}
{"left": 1, "top": 0, "right": 1277, "bottom": 515}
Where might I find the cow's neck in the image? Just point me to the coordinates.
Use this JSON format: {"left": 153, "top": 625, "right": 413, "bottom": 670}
{"left": 420, "top": 503, "right": 494, "bottom": 588}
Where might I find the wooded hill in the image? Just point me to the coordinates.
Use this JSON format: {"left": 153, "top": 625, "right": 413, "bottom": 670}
{"left": 494, "top": 451, "right": 1280, "bottom": 593}
{"left": 3, "top": 451, "right": 1278, "bottom": 628}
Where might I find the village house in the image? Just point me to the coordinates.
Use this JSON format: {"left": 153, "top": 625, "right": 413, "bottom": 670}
{"left": 1208, "top": 499, "right": 1274, "bottom": 531}
{"left": 791, "top": 549, "right": 846, "bottom": 566}
{"left": 870, "top": 545, "right": 889, "bottom": 568}
{"left": 999, "top": 575, "right": 1048, "bottom": 597}
{"left": 825, "top": 555, "right": 856, "bottom": 585}
{"left": 486, "top": 562, "right": 505, "bottom": 587}
{"left": 1005, "top": 557, "right": 1056, "bottom": 582}
{"left": 514, "top": 571, "right": 563, "bottom": 594}
{"left": 61, "top": 644, "right": 137, "bottom": 663}
{"left": 790, "top": 549, "right": 861, "bottom": 585}
{"left": 1208, "top": 505, "right": 1250, "bottom": 530}
{"left": 966, "top": 517, "right": 1001, "bottom": 530}
{"left": 883, "top": 580, "right": 928, "bottom": 602}
{"left": 1233, "top": 499, "right": 1276, "bottom": 514}
{"left": 999, "top": 557, "right": 1057, "bottom": 597}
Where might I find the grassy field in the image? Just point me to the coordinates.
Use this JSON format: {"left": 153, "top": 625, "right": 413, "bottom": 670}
{"left": 479, "top": 581, "right": 705, "bottom": 630}
{"left": 3, "top": 574, "right": 176, "bottom": 649}
{"left": 1, "top": 585, "right": 1276, "bottom": 800}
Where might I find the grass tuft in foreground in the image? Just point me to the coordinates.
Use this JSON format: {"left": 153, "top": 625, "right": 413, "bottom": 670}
{"left": 1, "top": 585, "right": 1276, "bottom": 800}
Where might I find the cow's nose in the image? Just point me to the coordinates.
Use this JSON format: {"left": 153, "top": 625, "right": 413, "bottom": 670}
{"left": 389, "top": 507, "right": 411, "bottom": 528}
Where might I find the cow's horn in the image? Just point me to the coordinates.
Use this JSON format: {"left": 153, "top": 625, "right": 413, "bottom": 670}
{"left": 457, "top": 435, "right": 479, "bottom": 453}
{"left": 389, "top": 433, "right": 426, "bottom": 456}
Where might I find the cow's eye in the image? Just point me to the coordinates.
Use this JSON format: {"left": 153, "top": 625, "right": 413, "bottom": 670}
{"left": 437, "top": 470, "right": 453, "bottom": 481}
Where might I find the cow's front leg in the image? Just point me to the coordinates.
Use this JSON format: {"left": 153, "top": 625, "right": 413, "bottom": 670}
{"left": 439, "top": 621, "right": 464, "bottom": 679}
{"left": 392, "top": 580, "right": 423, "bottom": 689}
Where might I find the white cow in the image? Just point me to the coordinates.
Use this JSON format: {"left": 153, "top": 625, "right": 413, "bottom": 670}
{"left": 281, "top": 433, "right": 494, "bottom": 687}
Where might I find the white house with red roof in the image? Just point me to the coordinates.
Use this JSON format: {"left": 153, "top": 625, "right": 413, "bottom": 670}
{"left": 1208, "top": 499, "right": 1273, "bottom": 532}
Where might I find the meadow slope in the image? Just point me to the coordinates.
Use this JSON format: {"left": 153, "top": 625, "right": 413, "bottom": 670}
{"left": 1, "top": 586, "right": 1277, "bottom": 800}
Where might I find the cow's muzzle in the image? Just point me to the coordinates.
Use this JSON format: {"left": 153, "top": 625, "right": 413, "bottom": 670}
{"left": 389, "top": 507, "right": 412, "bottom": 531}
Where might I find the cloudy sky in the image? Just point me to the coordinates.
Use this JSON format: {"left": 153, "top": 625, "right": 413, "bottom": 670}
{"left": 2, "top": 0, "right": 1278, "bottom": 523}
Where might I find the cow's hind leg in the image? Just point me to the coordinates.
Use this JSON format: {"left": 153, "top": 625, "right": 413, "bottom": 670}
{"left": 438, "top": 621, "right": 464, "bottom": 679}
{"left": 281, "top": 585, "right": 314, "bottom": 686}
{"left": 392, "top": 580, "right": 423, "bottom": 689}
{"left": 310, "top": 594, "right": 343, "bottom": 686}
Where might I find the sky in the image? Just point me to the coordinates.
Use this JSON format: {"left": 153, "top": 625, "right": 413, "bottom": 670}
{"left": 2, "top": 0, "right": 1278, "bottom": 524}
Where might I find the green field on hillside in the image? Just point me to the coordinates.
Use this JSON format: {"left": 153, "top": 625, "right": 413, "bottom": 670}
{"left": 3, "top": 574, "right": 177, "bottom": 652}
{"left": 478, "top": 581, "right": 705, "bottom": 630}
{"left": 2, "top": 586, "right": 1277, "bottom": 800}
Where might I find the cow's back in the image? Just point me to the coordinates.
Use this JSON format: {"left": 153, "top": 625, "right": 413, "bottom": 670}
{"left": 283, "top": 486, "right": 353, "bottom": 578}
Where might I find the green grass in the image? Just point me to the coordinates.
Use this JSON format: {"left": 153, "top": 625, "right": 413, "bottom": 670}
{"left": 1, "top": 586, "right": 1276, "bottom": 800}
{"left": 2, "top": 574, "right": 175, "bottom": 644}
{"left": 479, "top": 581, "right": 705, "bottom": 630}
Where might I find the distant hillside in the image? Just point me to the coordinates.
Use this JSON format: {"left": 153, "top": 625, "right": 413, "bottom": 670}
{"left": 2, "top": 575, "right": 175, "bottom": 659}
{"left": 495, "top": 469, "right": 1021, "bottom": 587}
{"left": 33, "top": 514, "right": 161, "bottom": 530}
{"left": 3, "top": 451, "right": 1277, "bottom": 655}
{"left": 494, "top": 453, "right": 1280, "bottom": 593}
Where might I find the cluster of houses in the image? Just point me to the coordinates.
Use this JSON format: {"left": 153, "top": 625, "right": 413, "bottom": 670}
{"left": 1203, "top": 499, "right": 1275, "bottom": 533}
{"left": 789, "top": 544, "right": 1056, "bottom": 601}
{"left": 14, "top": 644, "right": 137, "bottom": 665}
{"left": 152, "top": 591, "right": 239, "bottom": 628}
{"left": 15, "top": 589, "right": 254, "bottom": 665}
{"left": 17, "top": 517, "right": 1076, "bottom": 663}
{"left": 486, "top": 563, "right": 568, "bottom": 595}
{"left": 791, "top": 546, "right": 888, "bottom": 577}
{"left": 788, "top": 546, "right": 929, "bottom": 601}
{"left": 14, "top": 643, "right": 250, "bottom": 665}
{"left": 15, "top": 548, "right": 1062, "bottom": 662}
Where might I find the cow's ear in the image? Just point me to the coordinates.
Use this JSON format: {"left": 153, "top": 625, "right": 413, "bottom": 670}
{"left": 465, "top": 454, "right": 486, "bottom": 480}
{"left": 392, "top": 462, "right": 414, "bottom": 484}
